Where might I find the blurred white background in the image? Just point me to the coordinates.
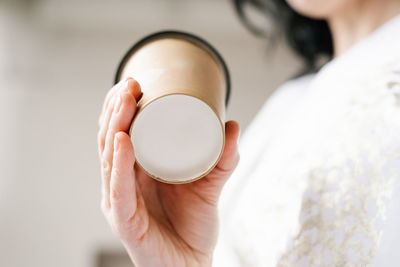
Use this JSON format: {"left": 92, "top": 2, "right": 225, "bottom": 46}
{"left": 0, "top": 0, "right": 301, "bottom": 266}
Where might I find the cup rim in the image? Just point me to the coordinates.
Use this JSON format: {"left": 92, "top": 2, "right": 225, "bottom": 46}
{"left": 113, "top": 30, "right": 231, "bottom": 107}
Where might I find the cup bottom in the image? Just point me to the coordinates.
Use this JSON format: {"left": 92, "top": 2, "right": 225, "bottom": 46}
{"left": 131, "top": 94, "right": 224, "bottom": 183}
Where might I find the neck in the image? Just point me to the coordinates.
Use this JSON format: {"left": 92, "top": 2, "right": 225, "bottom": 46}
{"left": 327, "top": 0, "right": 400, "bottom": 58}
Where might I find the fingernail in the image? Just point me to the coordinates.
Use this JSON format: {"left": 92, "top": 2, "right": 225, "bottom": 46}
{"left": 114, "top": 93, "right": 121, "bottom": 113}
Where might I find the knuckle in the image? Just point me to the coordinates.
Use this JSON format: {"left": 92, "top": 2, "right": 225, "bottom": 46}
{"left": 113, "top": 215, "right": 144, "bottom": 242}
{"left": 110, "top": 219, "right": 129, "bottom": 239}
{"left": 110, "top": 187, "right": 121, "bottom": 202}
{"left": 98, "top": 139, "right": 105, "bottom": 154}
{"left": 101, "top": 157, "right": 111, "bottom": 174}
{"left": 129, "top": 214, "right": 148, "bottom": 242}
{"left": 112, "top": 165, "right": 123, "bottom": 179}
{"left": 109, "top": 204, "right": 148, "bottom": 242}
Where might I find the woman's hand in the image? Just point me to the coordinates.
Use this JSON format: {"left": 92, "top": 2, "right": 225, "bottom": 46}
{"left": 97, "top": 77, "right": 240, "bottom": 267}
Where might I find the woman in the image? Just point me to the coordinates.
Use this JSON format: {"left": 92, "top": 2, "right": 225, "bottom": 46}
{"left": 97, "top": 0, "right": 400, "bottom": 266}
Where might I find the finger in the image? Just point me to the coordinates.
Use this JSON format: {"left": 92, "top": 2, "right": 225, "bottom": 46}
{"left": 103, "top": 85, "right": 138, "bottom": 163}
{"left": 101, "top": 83, "right": 138, "bottom": 209}
{"left": 110, "top": 132, "right": 149, "bottom": 242}
{"left": 98, "top": 79, "right": 127, "bottom": 127}
{"left": 98, "top": 79, "right": 129, "bottom": 157}
{"left": 106, "top": 78, "right": 142, "bottom": 118}
{"left": 128, "top": 78, "right": 143, "bottom": 101}
{"left": 98, "top": 78, "right": 141, "bottom": 157}
{"left": 98, "top": 77, "right": 142, "bottom": 127}
{"left": 189, "top": 120, "right": 240, "bottom": 205}
{"left": 98, "top": 96, "right": 116, "bottom": 158}
{"left": 206, "top": 120, "right": 240, "bottom": 187}
{"left": 110, "top": 132, "right": 136, "bottom": 222}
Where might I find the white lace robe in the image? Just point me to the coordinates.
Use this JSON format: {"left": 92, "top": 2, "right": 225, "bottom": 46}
{"left": 213, "top": 14, "right": 400, "bottom": 267}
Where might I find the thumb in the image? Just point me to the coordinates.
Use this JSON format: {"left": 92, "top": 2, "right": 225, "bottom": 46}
{"left": 216, "top": 120, "right": 240, "bottom": 174}
{"left": 200, "top": 120, "right": 240, "bottom": 192}
{"left": 182, "top": 120, "right": 240, "bottom": 205}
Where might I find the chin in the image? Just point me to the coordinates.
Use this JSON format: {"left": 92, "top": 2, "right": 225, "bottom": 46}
{"left": 285, "top": 0, "right": 355, "bottom": 19}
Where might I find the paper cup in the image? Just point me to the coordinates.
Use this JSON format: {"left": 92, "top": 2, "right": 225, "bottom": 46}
{"left": 114, "top": 30, "right": 231, "bottom": 184}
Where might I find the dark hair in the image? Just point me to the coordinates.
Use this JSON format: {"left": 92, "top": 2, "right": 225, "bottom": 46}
{"left": 233, "top": 0, "right": 333, "bottom": 74}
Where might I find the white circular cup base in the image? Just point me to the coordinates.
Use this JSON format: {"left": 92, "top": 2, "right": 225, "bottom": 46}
{"left": 131, "top": 94, "right": 224, "bottom": 183}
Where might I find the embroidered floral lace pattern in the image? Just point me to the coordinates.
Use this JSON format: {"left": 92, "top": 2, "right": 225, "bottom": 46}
{"left": 275, "top": 60, "right": 400, "bottom": 267}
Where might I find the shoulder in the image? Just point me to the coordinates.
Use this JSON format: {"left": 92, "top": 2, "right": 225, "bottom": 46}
{"left": 240, "top": 73, "right": 316, "bottom": 148}
{"left": 241, "top": 73, "right": 316, "bottom": 139}
{"left": 264, "top": 73, "right": 315, "bottom": 110}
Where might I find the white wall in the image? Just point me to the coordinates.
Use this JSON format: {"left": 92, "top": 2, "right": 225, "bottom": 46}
{"left": 0, "top": 0, "right": 301, "bottom": 266}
